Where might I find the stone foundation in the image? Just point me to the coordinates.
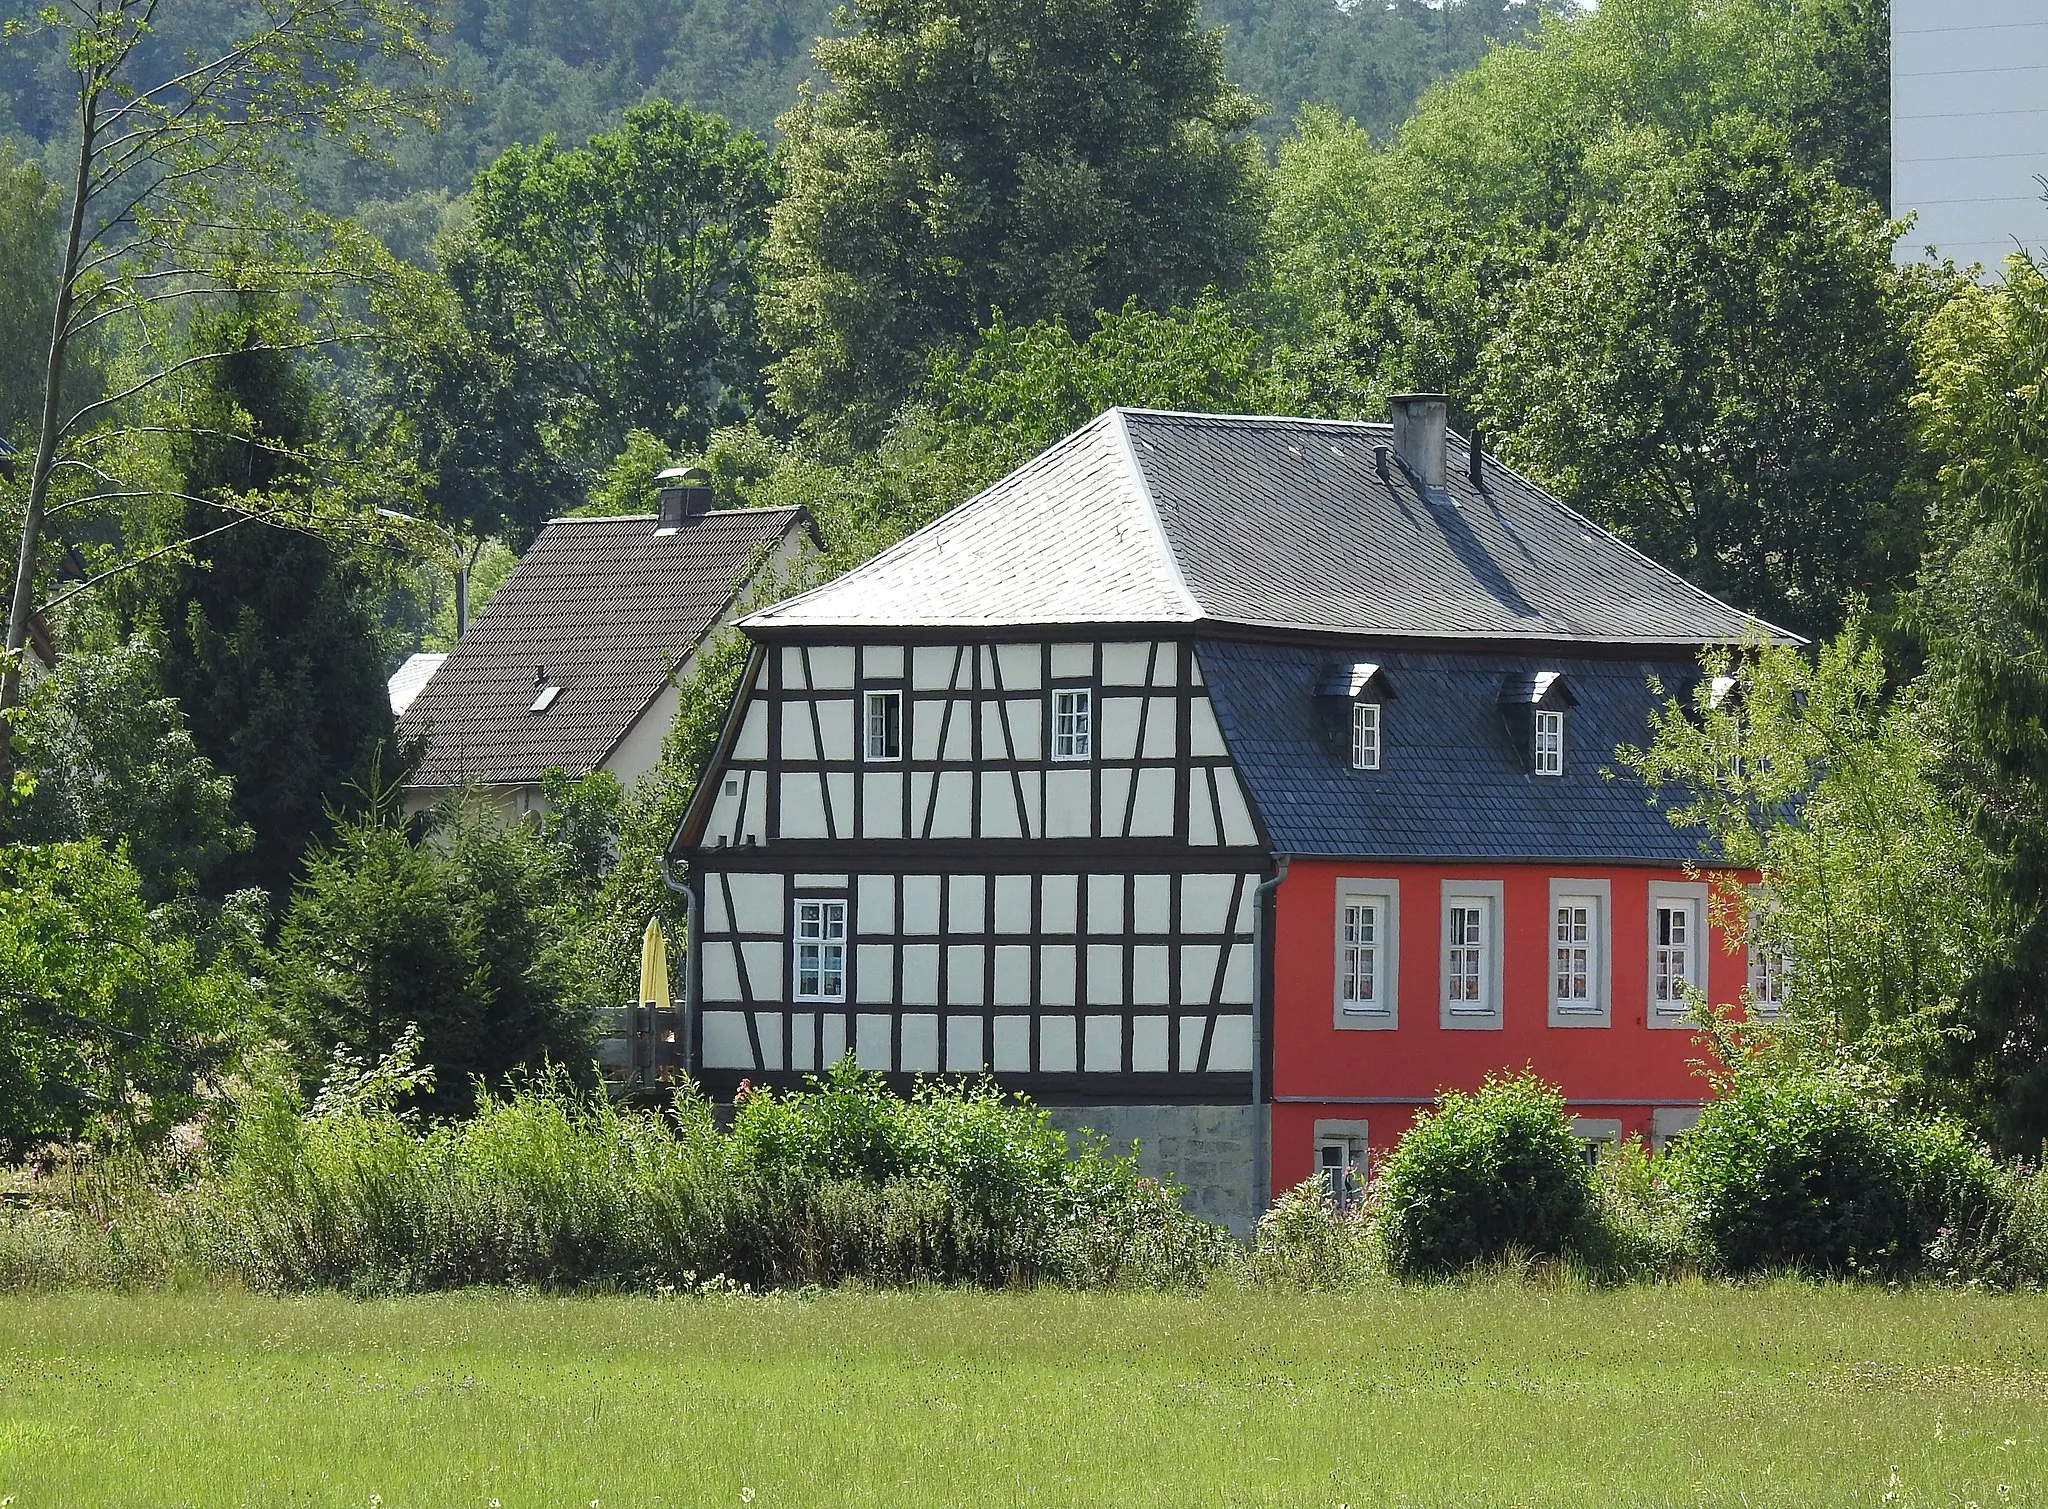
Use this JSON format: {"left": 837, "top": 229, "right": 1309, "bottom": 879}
{"left": 1043, "top": 1103, "right": 1260, "bottom": 1238}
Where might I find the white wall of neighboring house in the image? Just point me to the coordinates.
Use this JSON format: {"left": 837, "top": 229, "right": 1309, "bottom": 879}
{"left": 1893, "top": 0, "right": 2048, "bottom": 271}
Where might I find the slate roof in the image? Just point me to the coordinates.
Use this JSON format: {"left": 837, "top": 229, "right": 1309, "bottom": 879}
{"left": 1197, "top": 639, "right": 1704, "bottom": 862}
{"left": 399, "top": 507, "right": 807, "bottom": 789}
{"left": 746, "top": 409, "right": 1797, "bottom": 647}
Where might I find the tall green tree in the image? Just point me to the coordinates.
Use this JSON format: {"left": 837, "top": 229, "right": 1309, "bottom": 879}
{"left": 0, "top": 0, "right": 439, "bottom": 735}
{"left": 1623, "top": 628, "right": 1996, "bottom": 1112}
{"left": 11, "top": 634, "right": 248, "bottom": 904}
{"left": 137, "top": 308, "right": 397, "bottom": 899}
{"left": 419, "top": 100, "right": 777, "bottom": 540}
{"left": 1483, "top": 126, "right": 1937, "bottom": 636}
{"left": 272, "top": 801, "right": 597, "bottom": 1114}
{"left": 0, "top": 838, "right": 256, "bottom": 1158}
{"left": 764, "top": 0, "right": 1267, "bottom": 439}
{"left": 1914, "top": 250, "right": 2048, "bottom": 1154}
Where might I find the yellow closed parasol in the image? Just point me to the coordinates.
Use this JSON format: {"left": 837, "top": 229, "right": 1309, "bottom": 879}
{"left": 638, "top": 916, "right": 671, "bottom": 1010}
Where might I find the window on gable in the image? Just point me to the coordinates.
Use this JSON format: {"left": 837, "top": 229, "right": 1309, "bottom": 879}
{"left": 1651, "top": 899, "right": 1697, "bottom": 1015}
{"left": 1352, "top": 702, "right": 1381, "bottom": 770}
{"left": 1051, "top": 687, "right": 1092, "bottom": 761}
{"left": 1340, "top": 899, "right": 1383, "bottom": 1012}
{"left": 1534, "top": 708, "right": 1565, "bottom": 775}
{"left": 864, "top": 689, "right": 902, "bottom": 762}
{"left": 1554, "top": 897, "right": 1599, "bottom": 1012}
{"left": 793, "top": 898, "right": 847, "bottom": 1002}
{"left": 1446, "top": 900, "right": 1491, "bottom": 1013}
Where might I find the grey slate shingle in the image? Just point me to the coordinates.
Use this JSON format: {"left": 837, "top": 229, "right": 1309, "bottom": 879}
{"left": 400, "top": 507, "right": 806, "bottom": 789}
{"left": 747, "top": 409, "right": 1799, "bottom": 647}
{"left": 1197, "top": 639, "right": 1707, "bottom": 863}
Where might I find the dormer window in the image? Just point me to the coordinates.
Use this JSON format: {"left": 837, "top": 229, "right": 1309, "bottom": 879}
{"left": 1352, "top": 702, "right": 1381, "bottom": 770}
{"left": 1317, "top": 661, "right": 1395, "bottom": 765}
{"left": 1499, "top": 670, "right": 1575, "bottom": 776}
{"left": 1534, "top": 708, "right": 1563, "bottom": 775}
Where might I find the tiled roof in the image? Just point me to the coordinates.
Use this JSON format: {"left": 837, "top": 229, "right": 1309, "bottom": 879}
{"left": 1197, "top": 639, "right": 1706, "bottom": 863}
{"left": 400, "top": 507, "right": 807, "bottom": 789}
{"left": 387, "top": 652, "right": 447, "bottom": 716}
{"left": 746, "top": 409, "right": 1795, "bottom": 647}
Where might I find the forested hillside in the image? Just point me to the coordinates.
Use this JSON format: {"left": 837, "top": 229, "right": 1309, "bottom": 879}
{"left": 0, "top": 0, "right": 1550, "bottom": 257}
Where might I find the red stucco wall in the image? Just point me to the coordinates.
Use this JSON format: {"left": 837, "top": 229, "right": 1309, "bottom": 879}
{"left": 1267, "top": 859, "right": 1748, "bottom": 1196}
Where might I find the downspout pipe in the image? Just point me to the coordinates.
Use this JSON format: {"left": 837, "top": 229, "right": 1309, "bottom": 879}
{"left": 1249, "top": 854, "right": 1291, "bottom": 1235}
{"left": 657, "top": 853, "right": 697, "bottom": 1086}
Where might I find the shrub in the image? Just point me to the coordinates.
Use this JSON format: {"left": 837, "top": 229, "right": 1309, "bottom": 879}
{"left": 1667, "top": 1070, "right": 2002, "bottom": 1278}
{"left": 1374, "top": 1073, "right": 1594, "bottom": 1278}
{"left": 1243, "top": 1179, "right": 1379, "bottom": 1289}
{"left": 1583, "top": 1137, "right": 1697, "bottom": 1280}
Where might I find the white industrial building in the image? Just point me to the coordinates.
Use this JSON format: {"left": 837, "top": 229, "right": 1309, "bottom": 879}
{"left": 1893, "top": 0, "right": 2048, "bottom": 271}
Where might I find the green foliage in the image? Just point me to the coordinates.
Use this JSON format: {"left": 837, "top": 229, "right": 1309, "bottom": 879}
{"left": 270, "top": 803, "right": 597, "bottom": 1116}
{"left": 431, "top": 100, "right": 776, "bottom": 532}
{"left": 931, "top": 296, "right": 1271, "bottom": 479}
{"left": 1374, "top": 1073, "right": 1594, "bottom": 1278}
{"left": 0, "top": 840, "right": 254, "bottom": 1159}
{"left": 0, "top": 145, "right": 92, "bottom": 449}
{"left": 1913, "top": 250, "right": 2048, "bottom": 1156}
{"left": 135, "top": 306, "right": 397, "bottom": 899}
{"left": 11, "top": 633, "right": 249, "bottom": 902}
{"left": 0, "top": 0, "right": 444, "bottom": 727}
{"left": 1210, "top": 0, "right": 1550, "bottom": 149}
{"left": 1669, "top": 1061, "right": 2002, "bottom": 1278}
{"left": 1623, "top": 626, "right": 1997, "bottom": 1102}
{"left": 197, "top": 1056, "right": 1228, "bottom": 1290}
{"left": 1484, "top": 125, "right": 1934, "bottom": 634}
{"left": 585, "top": 429, "right": 680, "bottom": 519}
{"left": 763, "top": 0, "right": 1268, "bottom": 437}
{"left": 1243, "top": 1179, "right": 1379, "bottom": 1289}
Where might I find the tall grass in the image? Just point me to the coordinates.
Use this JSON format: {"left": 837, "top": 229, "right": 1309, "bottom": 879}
{"left": 0, "top": 1062, "right": 1233, "bottom": 1294}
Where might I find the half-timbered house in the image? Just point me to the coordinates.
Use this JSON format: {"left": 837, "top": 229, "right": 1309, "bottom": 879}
{"left": 670, "top": 400, "right": 1795, "bottom": 1229}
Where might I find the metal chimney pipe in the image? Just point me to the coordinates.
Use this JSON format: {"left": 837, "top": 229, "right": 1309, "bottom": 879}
{"left": 1387, "top": 394, "right": 1449, "bottom": 492}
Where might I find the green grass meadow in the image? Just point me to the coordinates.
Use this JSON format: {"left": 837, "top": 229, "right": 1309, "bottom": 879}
{"left": 2, "top": 1284, "right": 2046, "bottom": 1508}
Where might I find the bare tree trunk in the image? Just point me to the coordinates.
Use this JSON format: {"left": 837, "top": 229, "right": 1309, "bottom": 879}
{"left": 1, "top": 95, "right": 96, "bottom": 747}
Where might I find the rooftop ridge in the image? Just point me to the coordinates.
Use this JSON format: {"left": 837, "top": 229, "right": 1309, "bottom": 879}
{"left": 542, "top": 503, "right": 808, "bottom": 527}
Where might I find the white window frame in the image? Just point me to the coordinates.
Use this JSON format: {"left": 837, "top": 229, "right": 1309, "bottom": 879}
{"left": 1533, "top": 708, "right": 1565, "bottom": 776}
{"left": 1746, "top": 907, "right": 1792, "bottom": 1018}
{"left": 1333, "top": 879, "right": 1399, "bottom": 1030}
{"left": 1547, "top": 878, "right": 1611, "bottom": 1027}
{"left": 1050, "top": 687, "right": 1093, "bottom": 761}
{"left": 1314, "top": 1119, "right": 1369, "bottom": 1214}
{"left": 792, "top": 897, "right": 848, "bottom": 1003}
{"left": 1351, "top": 701, "right": 1381, "bottom": 770}
{"left": 862, "top": 688, "right": 903, "bottom": 763}
{"left": 1647, "top": 882, "right": 1709, "bottom": 1029}
{"left": 1439, "top": 880, "right": 1504, "bottom": 1030}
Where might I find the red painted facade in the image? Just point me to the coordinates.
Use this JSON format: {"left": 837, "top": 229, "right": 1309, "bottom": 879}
{"left": 1267, "top": 858, "right": 1748, "bottom": 1196}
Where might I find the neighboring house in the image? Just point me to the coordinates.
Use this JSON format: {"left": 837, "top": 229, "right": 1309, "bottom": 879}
{"left": 18, "top": 613, "right": 56, "bottom": 696}
{"left": 387, "top": 652, "right": 447, "bottom": 717}
{"left": 1893, "top": 0, "right": 2048, "bottom": 269}
{"left": 669, "top": 402, "right": 1795, "bottom": 1230}
{"left": 398, "top": 474, "right": 815, "bottom": 819}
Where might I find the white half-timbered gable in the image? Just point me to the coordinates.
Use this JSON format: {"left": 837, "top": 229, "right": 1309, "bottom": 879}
{"left": 688, "top": 633, "right": 1267, "bottom": 1089}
